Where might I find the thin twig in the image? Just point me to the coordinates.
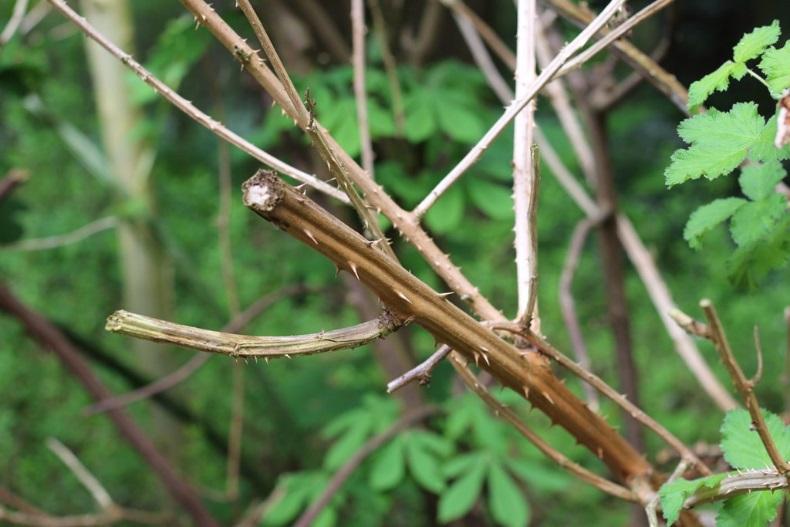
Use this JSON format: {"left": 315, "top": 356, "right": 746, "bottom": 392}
{"left": 750, "top": 327, "right": 763, "bottom": 386}
{"left": 45, "top": 0, "right": 347, "bottom": 203}
{"left": 700, "top": 300, "right": 789, "bottom": 474}
{"left": 412, "top": 0, "right": 627, "bottom": 218}
{"left": 448, "top": 352, "right": 639, "bottom": 501}
{"left": 1, "top": 217, "right": 117, "bottom": 252}
{"left": 368, "top": 0, "right": 405, "bottom": 134}
{"left": 351, "top": 0, "right": 375, "bottom": 176}
{"left": 293, "top": 406, "right": 438, "bottom": 527}
{"left": 669, "top": 308, "right": 712, "bottom": 340}
{"left": 386, "top": 344, "right": 451, "bottom": 393}
{"left": 0, "top": 0, "right": 29, "bottom": 45}
{"left": 559, "top": 219, "right": 600, "bottom": 410}
{"left": 439, "top": 0, "right": 516, "bottom": 69}
{"left": 513, "top": 0, "right": 540, "bottom": 328}
{"left": 645, "top": 458, "right": 689, "bottom": 527}
{"left": 105, "top": 309, "right": 404, "bottom": 359}
{"left": 47, "top": 438, "right": 114, "bottom": 511}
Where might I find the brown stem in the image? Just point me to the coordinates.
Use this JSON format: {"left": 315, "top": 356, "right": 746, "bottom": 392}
{"left": 0, "top": 169, "right": 28, "bottom": 201}
{"left": 0, "top": 284, "right": 219, "bottom": 527}
{"left": 387, "top": 344, "right": 452, "bottom": 394}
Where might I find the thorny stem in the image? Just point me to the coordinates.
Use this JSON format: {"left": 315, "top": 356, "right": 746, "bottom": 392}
{"left": 646, "top": 459, "right": 689, "bottom": 527}
{"left": 700, "top": 300, "right": 790, "bottom": 475}
{"left": 412, "top": 0, "right": 628, "bottom": 218}
{"left": 105, "top": 309, "right": 404, "bottom": 360}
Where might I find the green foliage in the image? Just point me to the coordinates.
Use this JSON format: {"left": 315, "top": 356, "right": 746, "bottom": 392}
{"left": 659, "top": 409, "right": 790, "bottom": 526}
{"left": 666, "top": 21, "right": 790, "bottom": 286}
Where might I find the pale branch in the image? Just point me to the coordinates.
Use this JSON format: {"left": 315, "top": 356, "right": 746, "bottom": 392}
{"left": 700, "top": 300, "right": 790, "bottom": 475}
{"left": 513, "top": 0, "right": 540, "bottom": 328}
{"left": 0, "top": 0, "right": 29, "bottom": 45}
{"left": 492, "top": 323, "right": 710, "bottom": 475}
{"left": 45, "top": 0, "right": 348, "bottom": 204}
{"left": 669, "top": 308, "right": 711, "bottom": 340}
{"left": 439, "top": 0, "right": 516, "bottom": 69}
{"left": 105, "top": 309, "right": 403, "bottom": 360}
{"left": 368, "top": 0, "right": 405, "bottom": 134}
{"left": 556, "top": 0, "right": 675, "bottom": 78}
{"left": 290, "top": 0, "right": 350, "bottom": 61}
{"left": 682, "top": 469, "right": 789, "bottom": 509}
{"left": 617, "top": 217, "right": 738, "bottom": 411}
{"left": 412, "top": 0, "right": 627, "bottom": 219}
{"left": 241, "top": 169, "right": 652, "bottom": 481}
{"left": 47, "top": 438, "right": 114, "bottom": 511}
{"left": 452, "top": 11, "right": 512, "bottom": 103}
{"left": 545, "top": 0, "right": 689, "bottom": 114}
{"left": 559, "top": 219, "right": 600, "bottom": 410}
{"left": 88, "top": 286, "right": 301, "bottom": 414}
{"left": 293, "top": 406, "right": 437, "bottom": 527}
{"left": 1, "top": 216, "right": 117, "bottom": 252}
{"left": 387, "top": 344, "right": 451, "bottom": 394}
{"left": 448, "top": 352, "right": 639, "bottom": 502}
{"left": 646, "top": 459, "right": 689, "bottom": 527}
{"left": 351, "top": 0, "right": 375, "bottom": 176}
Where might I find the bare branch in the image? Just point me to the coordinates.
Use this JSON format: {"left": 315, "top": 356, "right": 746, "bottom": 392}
{"left": 439, "top": 0, "right": 516, "bottom": 69}
{"left": 294, "top": 406, "right": 438, "bottom": 527}
{"left": 45, "top": 0, "right": 348, "bottom": 203}
{"left": 387, "top": 344, "right": 451, "bottom": 393}
{"left": 351, "top": 0, "right": 375, "bottom": 176}
{"left": 700, "top": 299, "right": 790, "bottom": 474}
{"left": 682, "top": 469, "right": 789, "bottom": 509}
{"left": 750, "top": 326, "right": 763, "bottom": 387}
{"left": 0, "top": 0, "right": 29, "bottom": 45}
{"left": 368, "top": 0, "right": 405, "bottom": 134}
{"left": 1, "top": 217, "right": 117, "bottom": 252}
{"left": 669, "top": 308, "right": 712, "bottom": 340}
{"left": 412, "top": 0, "right": 627, "bottom": 218}
{"left": 106, "top": 309, "right": 403, "bottom": 360}
{"left": 46, "top": 438, "right": 114, "bottom": 511}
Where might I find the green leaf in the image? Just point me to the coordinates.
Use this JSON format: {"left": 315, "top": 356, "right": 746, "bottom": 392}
{"left": 324, "top": 417, "right": 372, "bottom": 470}
{"left": 406, "top": 435, "right": 446, "bottom": 493}
{"left": 404, "top": 90, "right": 437, "bottom": 142}
{"left": 424, "top": 185, "right": 465, "bottom": 234}
{"left": 727, "top": 215, "right": 790, "bottom": 287}
{"left": 658, "top": 474, "right": 727, "bottom": 526}
{"left": 263, "top": 477, "right": 313, "bottom": 526}
{"left": 443, "top": 452, "right": 486, "bottom": 479}
{"left": 488, "top": 462, "right": 530, "bottom": 527}
{"left": 750, "top": 115, "right": 790, "bottom": 162}
{"left": 683, "top": 198, "right": 747, "bottom": 249}
{"left": 758, "top": 41, "right": 790, "bottom": 94}
{"left": 369, "top": 437, "right": 404, "bottom": 491}
{"left": 729, "top": 193, "right": 787, "bottom": 247}
{"left": 467, "top": 179, "right": 514, "bottom": 220}
{"left": 716, "top": 491, "right": 784, "bottom": 527}
{"left": 720, "top": 409, "right": 790, "bottom": 470}
{"left": 739, "top": 160, "right": 787, "bottom": 200}
{"left": 410, "top": 430, "right": 454, "bottom": 457}
{"left": 687, "top": 61, "right": 737, "bottom": 109}
{"left": 665, "top": 103, "right": 765, "bottom": 186}
{"left": 508, "top": 460, "right": 571, "bottom": 493}
{"left": 438, "top": 459, "right": 486, "bottom": 523}
{"left": 733, "top": 20, "right": 781, "bottom": 63}
{"left": 311, "top": 508, "right": 337, "bottom": 527}
{"left": 435, "top": 94, "right": 487, "bottom": 144}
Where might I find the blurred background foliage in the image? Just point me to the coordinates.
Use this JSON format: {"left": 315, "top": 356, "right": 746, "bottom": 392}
{"left": 0, "top": 0, "right": 788, "bottom": 525}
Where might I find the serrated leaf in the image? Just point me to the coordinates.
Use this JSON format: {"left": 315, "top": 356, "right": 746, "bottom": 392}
{"left": 750, "top": 115, "right": 790, "bottom": 162}
{"left": 467, "top": 179, "right": 514, "bottom": 220}
{"left": 488, "top": 462, "right": 530, "bottom": 527}
{"left": 263, "top": 478, "right": 312, "bottom": 526}
{"left": 684, "top": 198, "right": 747, "bottom": 249}
{"left": 720, "top": 409, "right": 790, "bottom": 470}
{"left": 438, "top": 459, "right": 486, "bottom": 523}
{"left": 410, "top": 430, "right": 454, "bottom": 457}
{"left": 727, "top": 215, "right": 790, "bottom": 288}
{"left": 716, "top": 491, "right": 784, "bottom": 527}
{"left": 733, "top": 20, "right": 781, "bottom": 63}
{"left": 508, "top": 460, "right": 571, "bottom": 493}
{"left": 407, "top": 436, "right": 445, "bottom": 493}
{"left": 666, "top": 103, "right": 765, "bottom": 186}
{"left": 758, "top": 41, "right": 790, "bottom": 94}
{"left": 435, "top": 94, "right": 486, "bottom": 144}
{"left": 687, "top": 61, "right": 737, "bottom": 109}
{"left": 443, "top": 452, "right": 486, "bottom": 479}
{"left": 424, "top": 185, "right": 465, "bottom": 234}
{"left": 369, "top": 437, "right": 404, "bottom": 491}
{"left": 324, "top": 418, "right": 372, "bottom": 470}
{"left": 404, "top": 90, "right": 437, "bottom": 142}
{"left": 729, "top": 193, "right": 787, "bottom": 247}
{"left": 658, "top": 474, "right": 727, "bottom": 526}
{"left": 739, "top": 160, "right": 786, "bottom": 200}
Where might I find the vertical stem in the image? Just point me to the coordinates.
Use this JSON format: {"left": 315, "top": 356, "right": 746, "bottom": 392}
{"left": 513, "top": 0, "right": 539, "bottom": 328}
{"left": 351, "top": 0, "right": 375, "bottom": 176}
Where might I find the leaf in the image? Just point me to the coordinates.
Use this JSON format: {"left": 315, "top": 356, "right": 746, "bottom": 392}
{"left": 758, "top": 41, "right": 790, "bottom": 94}
{"left": 727, "top": 215, "right": 790, "bottom": 288}
{"left": 437, "top": 459, "right": 486, "bottom": 523}
{"left": 324, "top": 417, "right": 372, "bottom": 470}
{"left": 733, "top": 20, "right": 781, "bottom": 63}
{"left": 665, "top": 103, "right": 765, "bottom": 186}
{"left": 488, "top": 462, "right": 530, "bottom": 527}
{"left": 369, "top": 437, "right": 404, "bottom": 491}
{"left": 716, "top": 491, "right": 784, "bottom": 527}
{"left": 311, "top": 507, "right": 337, "bottom": 527}
{"left": 687, "top": 61, "right": 737, "bottom": 109}
{"left": 683, "top": 198, "right": 747, "bottom": 249}
{"left": 508, "top": 460, "right": 571, "bottom": 493}
{"left": 739, "top": 160, "right": 787, "bottom": 200}
{"left": 467, "top": 179, "right": 514, "bottom": 220}
{"left": 729, "top": 193, "right": 787, "bottom": 247}
{"left": 750, "top": 115, "right": 790, "bottom": 162}
{"left": 424, "top": 185, "right": 465, "bottom": 234}
{"left": 658, "top": 474, "right": 727, "bottom": 526}
{"left": 406, "top": 435, "right": 446, "bottom": 493}
{"left": 410, "top": 430, "right": 454, "bottom": 457}
{"left": 720, "top": 409, "right": 790, "bottom": 470}
{"left": 263, "top": 477, "right": 312, "bottom": 526}
{"left": 435, "top": 93, "right": 487, "bottom": 144}
{"left": 404, "top": 90, "right": 437, "bottom": 143}
{"left": 443, "top": 452, "right": 486, "bottom": 479}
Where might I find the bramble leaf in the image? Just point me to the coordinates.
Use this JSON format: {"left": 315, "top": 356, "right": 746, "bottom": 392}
{"left": 729, "top": 193, "right": 787, "bottom": 247}
{"left": 665, "top": 103, "right": 765, "bottom": 186}
{"left": 467, "top": 179, "right": 514, "bottom": 220}
{"left": 488, "top": 462, "right": 530, "bottom": 527}
{"left": 438, "top": 458, "right": 486, "bottom": 523}
{"left": 687, "top": 61, "right": 738, "bottom": 109}
{"left": 424, "top": 185, "right": 465, "bottom": 234}
{"left": 716, "top": 491, "right": 785, "bottom": 527}
{"left": 683, "top": 198, "right": 747, "bottom": 249}
{"left": 733, "top": 20, "right": 781, "bottom": 63}
{"left": 659, "top": 473, "right": 727, "bottom": 526}
{"left": 758, "top": 41, "right": 790, "bottom": 94}
{"left": 727, "top": 216, "right": 790, "bottom": 288}
{"left": 406, "top": 434, "right": 446, "bottom": 493}
{"left": 738, "top": 160, "right": 786, "bottom": 200}
{"left": 720, "top": 409, "right": 790, "bottom": 470}
{"left": 750, "top": 114, "right": 790, "bottom": 162}
{"left": 369, "top": 437, "right": 404, "bottom": 491}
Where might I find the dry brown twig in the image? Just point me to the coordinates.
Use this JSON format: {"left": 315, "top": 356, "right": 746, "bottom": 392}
{"left": 387, "top": 344, "right": 452, "bottom": 393}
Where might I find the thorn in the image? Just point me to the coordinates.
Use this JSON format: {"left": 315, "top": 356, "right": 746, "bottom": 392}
{"left": 349, "top": 261, "right": 360, "bottom": 280}
{"left": 522, "top": 386, "right": 530, "bottom": 399}
{"left": 437, "top": 291, "right": 454, "bottom": 298}
{"left": 285, "top": 354, "right": 292, "bottom": 359}
{"left": 395, "top": 290, "right": 412, "bottom": 304}
{"left": 544, "top": 392, "right": 555, "bottom": 405}
{"left": 481, "top": 352, "right": 490, "bottom": 366}
{"left": 303, "top": 228, "right": 318, "bottom": 245}
{"left": 265, "top": 357, "right": 270, "bottom": 365}
{"left": 597, "top": 447, "right": 603, "bottom": 459}
{"left": 473, "top": 351, "right": 481, "bottom": 366}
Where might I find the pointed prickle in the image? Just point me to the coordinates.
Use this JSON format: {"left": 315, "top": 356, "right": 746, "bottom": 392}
{"left": 264, "top": 357, "right": 270, "bottom": 365}
{"left": 303, "top": 228, "right": 318, "bottom": 245}
{"left": 437, "top": 291, "right": 454, "bottom": 298}
{"left": 473, "top": 351, "right": 480, "bottom": 367}
{"left": 597, "top": 447, "right": 603, "bottom": 459}
{"left": 544, "top": 392, "right": 555, "bottom": 405}
{"left": 481, "top": 352, "right": 490, "bottom": 366}
{"left": 395, "top": 290, "right": 412, "bottom": 304}
{"left": 522, "top": 386, "right": 530, "bottom": 399}
{"left": 285, "top": 354, "right": 292, "bottom": 359}
{"left": 349, "top": 261, "right": 360, "bottom": 280}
